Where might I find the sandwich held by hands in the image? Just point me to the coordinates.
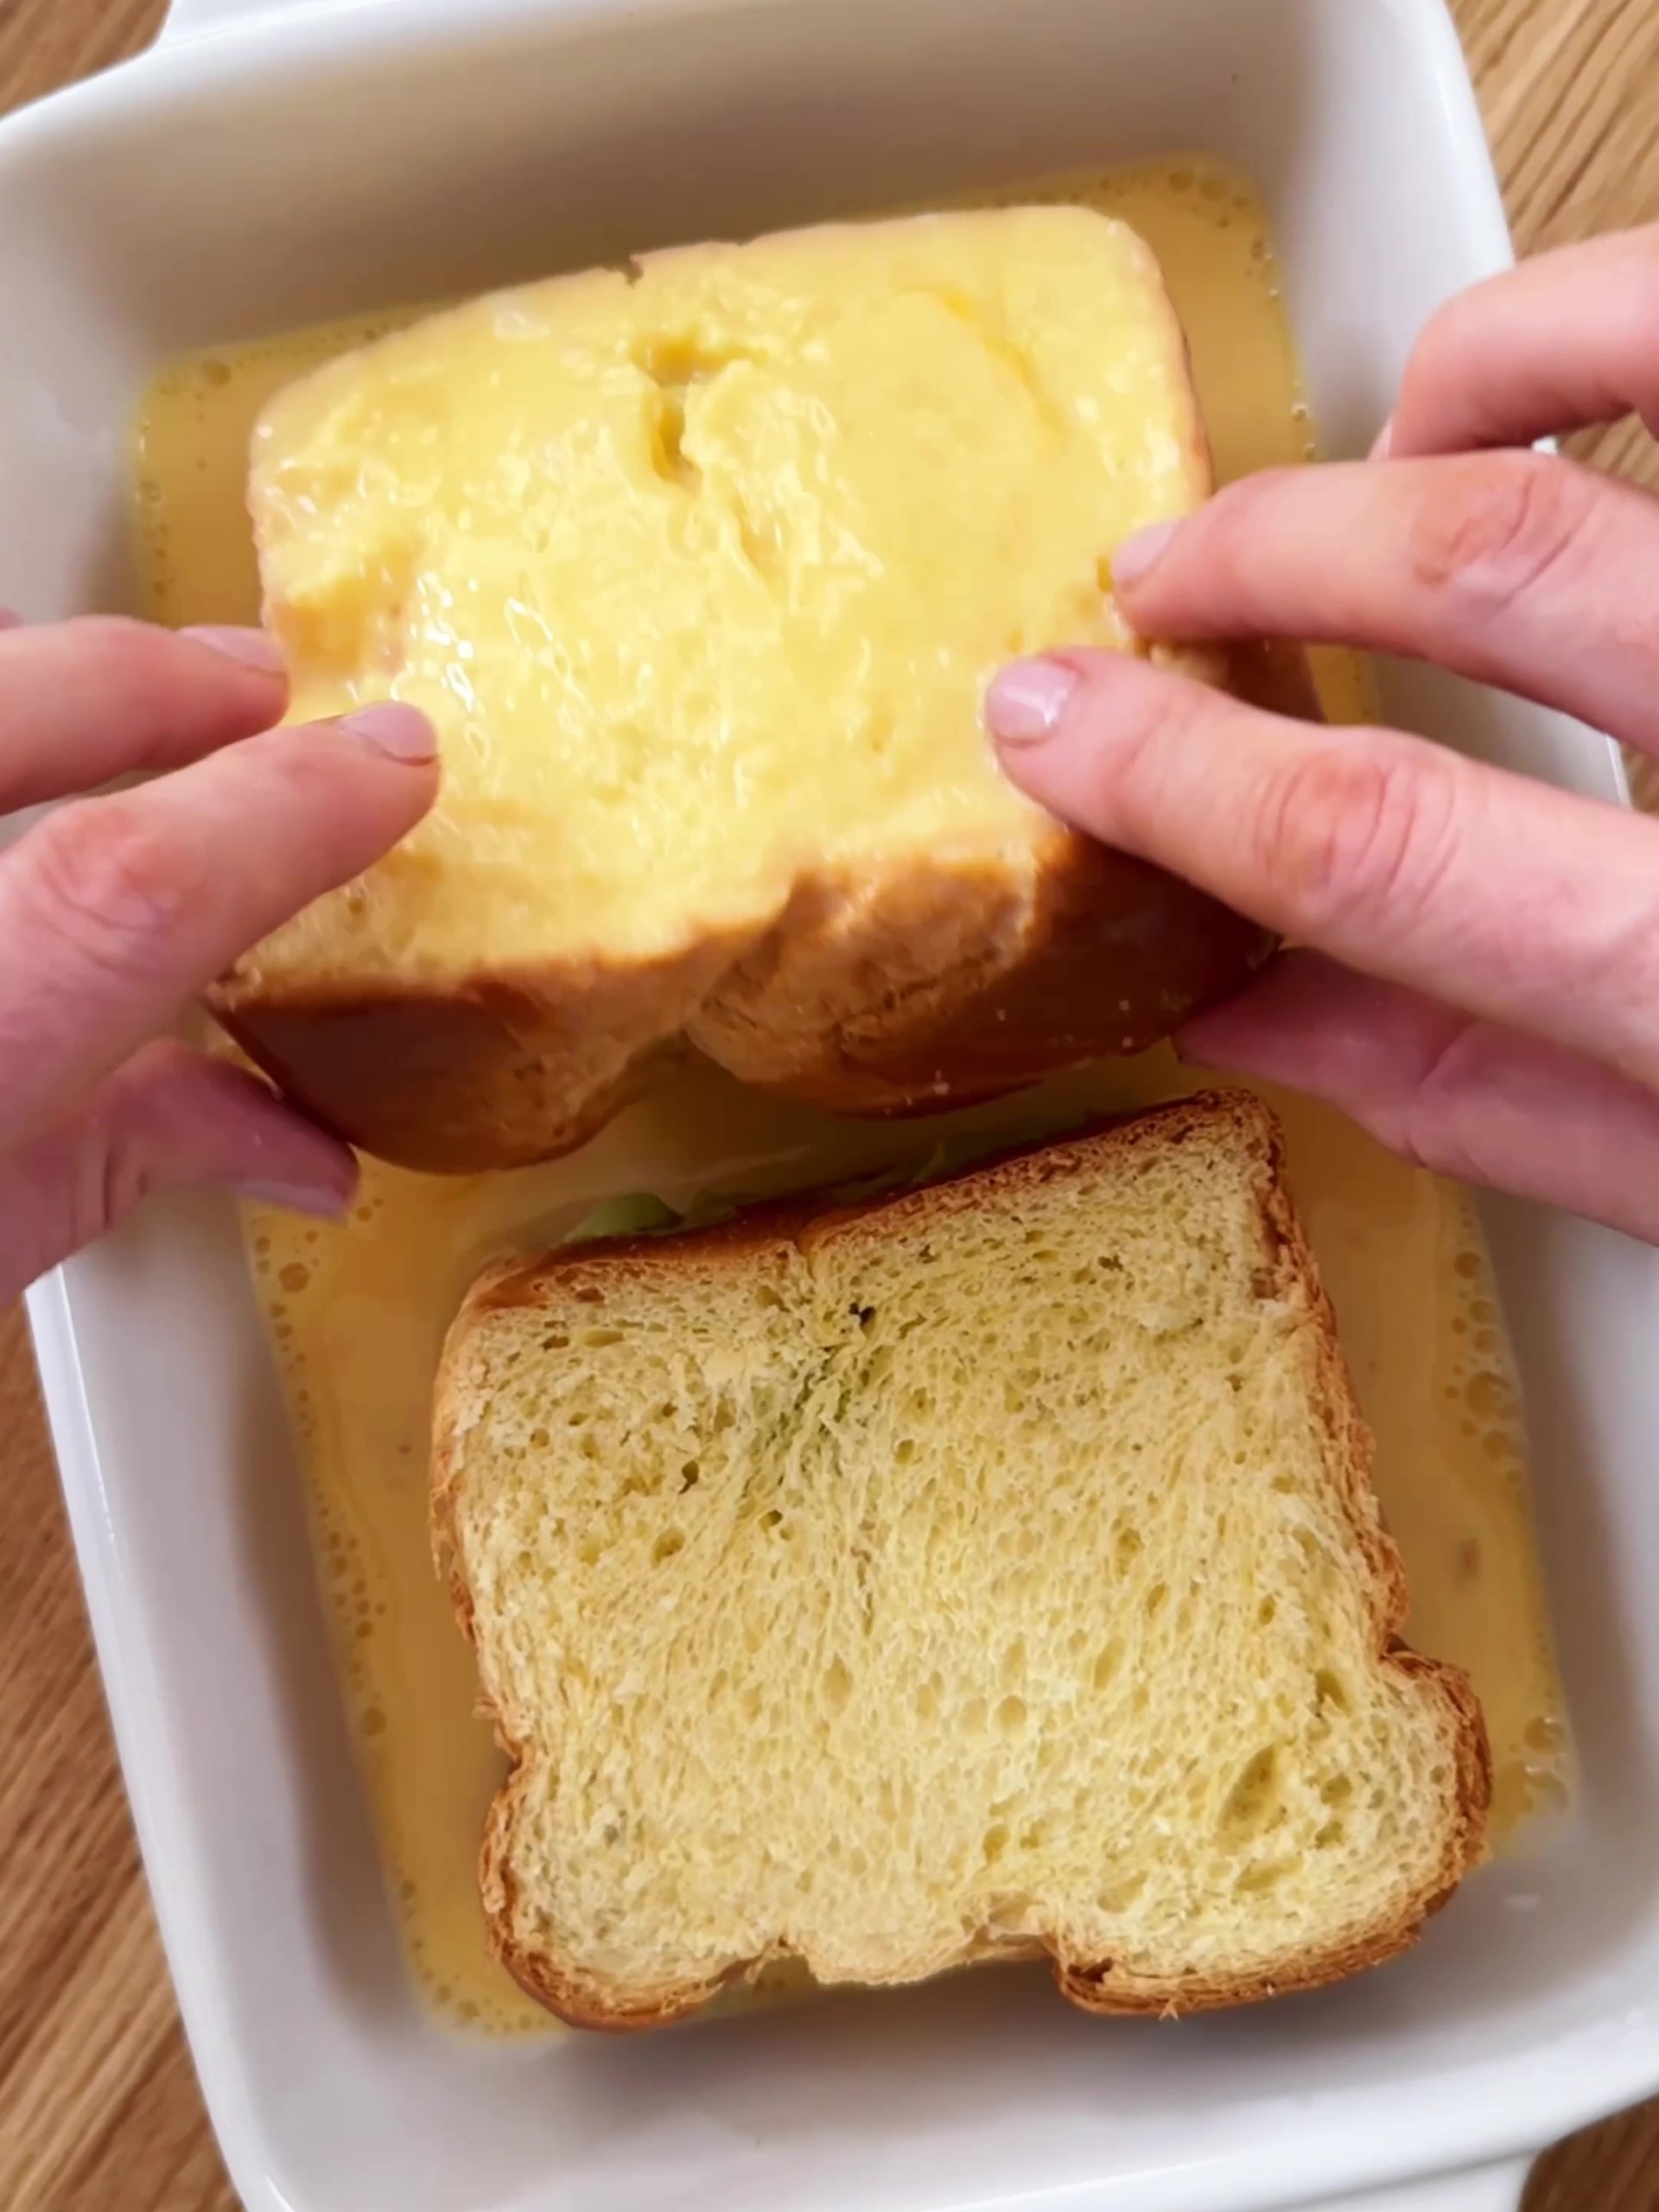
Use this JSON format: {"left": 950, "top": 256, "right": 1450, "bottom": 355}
{"left": 6, "top": 221, "right": 1659, "bottom": 1284}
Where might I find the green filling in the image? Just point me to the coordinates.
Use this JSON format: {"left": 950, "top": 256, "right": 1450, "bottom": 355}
{"left": 559, "top": 1107, "right": 1091, "bottom": 1251}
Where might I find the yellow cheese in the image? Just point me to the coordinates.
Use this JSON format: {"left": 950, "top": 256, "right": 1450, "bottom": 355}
{"left": 248, "top": 207, "right": 1211, "bottom": 982}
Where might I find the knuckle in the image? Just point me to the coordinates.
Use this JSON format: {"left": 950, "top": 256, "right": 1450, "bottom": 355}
{"left": 1399, "top": 287, "right": 1478, "bottom": 404}
{"left": 1250, "top": 733, "right": 1461, "bottom": 939}
{"left": 1374, "top": 1103, "right": 1479, "bottom": 1189}
{"left": 1091, "top": 666, "right": 1219, "bottom": 826}
{"left": 80, "top": 1043, "right": 202, "bottom": 1243}
{"left": 1609, "top": 229, "right": 1659, "bottom": 375}
{"left": 1183, "top": 473, "right": 1294, "bottom": 593}
{"left": 229, "top": 728, "right": 385, "bottom": 874}
{"left": 1381, "top": 1024, "right": 1482, "bottom": 1182}
{"left": 18, "top": 794, "right": 197, "bottom": 981}
{"left": 71, "top": 1102, "right": 147, "bottom": 1252}
{"left": 63, "top": 614, "right": 180, "bottom": 709}
{"left": 1407, "top": 454, "right": 1593, "bottom": 615}
{"left": 1629, "top": 278, "right": 1659, "bottom": 365}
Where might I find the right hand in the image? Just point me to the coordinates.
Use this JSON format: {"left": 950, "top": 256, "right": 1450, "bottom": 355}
{"left": 987, "top": 226, "right": 1659, "bottom": 1243}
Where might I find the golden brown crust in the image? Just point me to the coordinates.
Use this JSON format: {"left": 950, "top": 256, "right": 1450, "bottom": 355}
{"left": 480, "top": 1770, "right": 730, "bottom": 2031}
{"left": 431, "top": 1095, "right": 1490, "bottom": 2032}
{"left": 210, "top": 930, "right": 743, "bottom": 1175}
{"left": 215, "top": 849, "right": 1276, "bottom": 1170}
{"left": 212, "top": 639, "right": 1318, "bottom": 1172}
{"left": 1057, "top": 1654, "right": 1491, "bottom": 2016}
{"left": 703, "top": 635, "right": 1317, "bottom": 1123}
{"left": 689, "top": 825, "right": 1274, "bottom": 1119}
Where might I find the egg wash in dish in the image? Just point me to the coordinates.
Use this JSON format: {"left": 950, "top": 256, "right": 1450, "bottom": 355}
{"left": 131, "top": 157, "right": 1568, "bottom": 2037}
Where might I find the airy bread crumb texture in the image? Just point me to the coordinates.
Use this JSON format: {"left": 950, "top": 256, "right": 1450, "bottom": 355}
{"left": 433, "top": 1096, "right": 1489, "bottom": 2029}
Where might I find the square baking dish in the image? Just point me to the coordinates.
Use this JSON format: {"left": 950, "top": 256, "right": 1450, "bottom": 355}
{"left": 9, "top": 1, "right": 1659, "bottom": 2208}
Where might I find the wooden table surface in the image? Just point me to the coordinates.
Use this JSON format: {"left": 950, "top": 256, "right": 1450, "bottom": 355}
{"left": 2, "top": 0, "right": 1657, "bottom": 2204}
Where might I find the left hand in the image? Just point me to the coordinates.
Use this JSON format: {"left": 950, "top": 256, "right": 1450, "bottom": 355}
{"left": 0, "top": 615, "right": 437, "bottom": 1300}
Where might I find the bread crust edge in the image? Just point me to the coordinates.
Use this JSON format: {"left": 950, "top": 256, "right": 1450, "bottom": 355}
{"left": 208, "top": 645, "right": 1315, "bottom": 1173}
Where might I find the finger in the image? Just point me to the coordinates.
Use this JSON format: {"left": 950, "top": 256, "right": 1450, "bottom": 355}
{"left": 1179, "top": 952, "right": 1659, "bottom": 1243}
{"left": 0, "top": 616, "right": 286, "bottom": 813}
{"left": 1381, "top": 226, "right": 1659, "bottom": 460}
{"left": 0, "top": 702, "right": 436, "bottom": 1150}
{"left": 985, "top": 651, "right": 1659, "bottom": 1090}
{"left": 1107, "top": 452, "right": 1659, "bottom": 753}
{"left": 0, "top": 1039, "right": 355, "bottom": 1302}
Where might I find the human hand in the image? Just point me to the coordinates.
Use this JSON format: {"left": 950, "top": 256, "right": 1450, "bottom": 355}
{"left": 0, "top": 616, "right": 435, "bottom": 1300}
{"left": 986, "top": 225, "right": 1659, "bottom": 1243}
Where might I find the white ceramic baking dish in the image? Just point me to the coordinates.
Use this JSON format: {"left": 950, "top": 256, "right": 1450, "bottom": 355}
{"left": 9, "top": 0, "right": 1659, "bottom": 2206}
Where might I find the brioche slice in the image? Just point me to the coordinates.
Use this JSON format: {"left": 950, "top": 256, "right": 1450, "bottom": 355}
{"left": 433, "top": 1095, "right": 1489, "bottom": 2030}
{"left": 210, "top": 207, "right": 1316, "bottom": 1173}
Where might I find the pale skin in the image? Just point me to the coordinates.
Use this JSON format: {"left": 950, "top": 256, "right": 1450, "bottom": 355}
{"left": 0, "top": 621, "right": 436, "bottom": 1300}
{"left": 988, "top": 224, "right": 1659, "bottom": 1247}
{"left": 3, "top": 227, "right": 1656, "bottom": 1301}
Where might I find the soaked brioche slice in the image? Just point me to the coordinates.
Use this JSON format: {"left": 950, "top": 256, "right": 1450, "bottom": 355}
{"left": 432, "top": 1094, "right": 1487, "bottom": 2029}
{"left": 211, "top": 208, "right": 1315, "bottom": 1172}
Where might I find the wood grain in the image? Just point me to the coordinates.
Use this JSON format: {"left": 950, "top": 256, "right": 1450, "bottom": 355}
{"left": 0, "top": 0, "right": 1656, "bottom": 2204}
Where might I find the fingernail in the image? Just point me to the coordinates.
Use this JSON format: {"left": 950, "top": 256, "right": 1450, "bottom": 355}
{"left": 183, "top": 623, "right": 286, "bottom": 671}
{"left": 340, "top": 701, "right": 439, "bottom": 763}
{"left": 984, "top": 658, "right": 1081, "bottom": 747}
{"left": 235, "top": 1179, "right": 354, "bottom": 1219}
{"left": 1109, "top": 518, "right": 1180, "bottom": 591}
{"left": 1370, "top": 416, "right": 1393, "bottom": 461}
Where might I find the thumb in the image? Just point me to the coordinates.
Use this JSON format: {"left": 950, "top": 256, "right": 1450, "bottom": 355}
{"left": 2, "top": 1039, "right": 354, "bottom": 1301}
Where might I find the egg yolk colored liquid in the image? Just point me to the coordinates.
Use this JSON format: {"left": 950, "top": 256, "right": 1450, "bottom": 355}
{"left": 132, "top": 157, "right": 1569, "bottom": 2039}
